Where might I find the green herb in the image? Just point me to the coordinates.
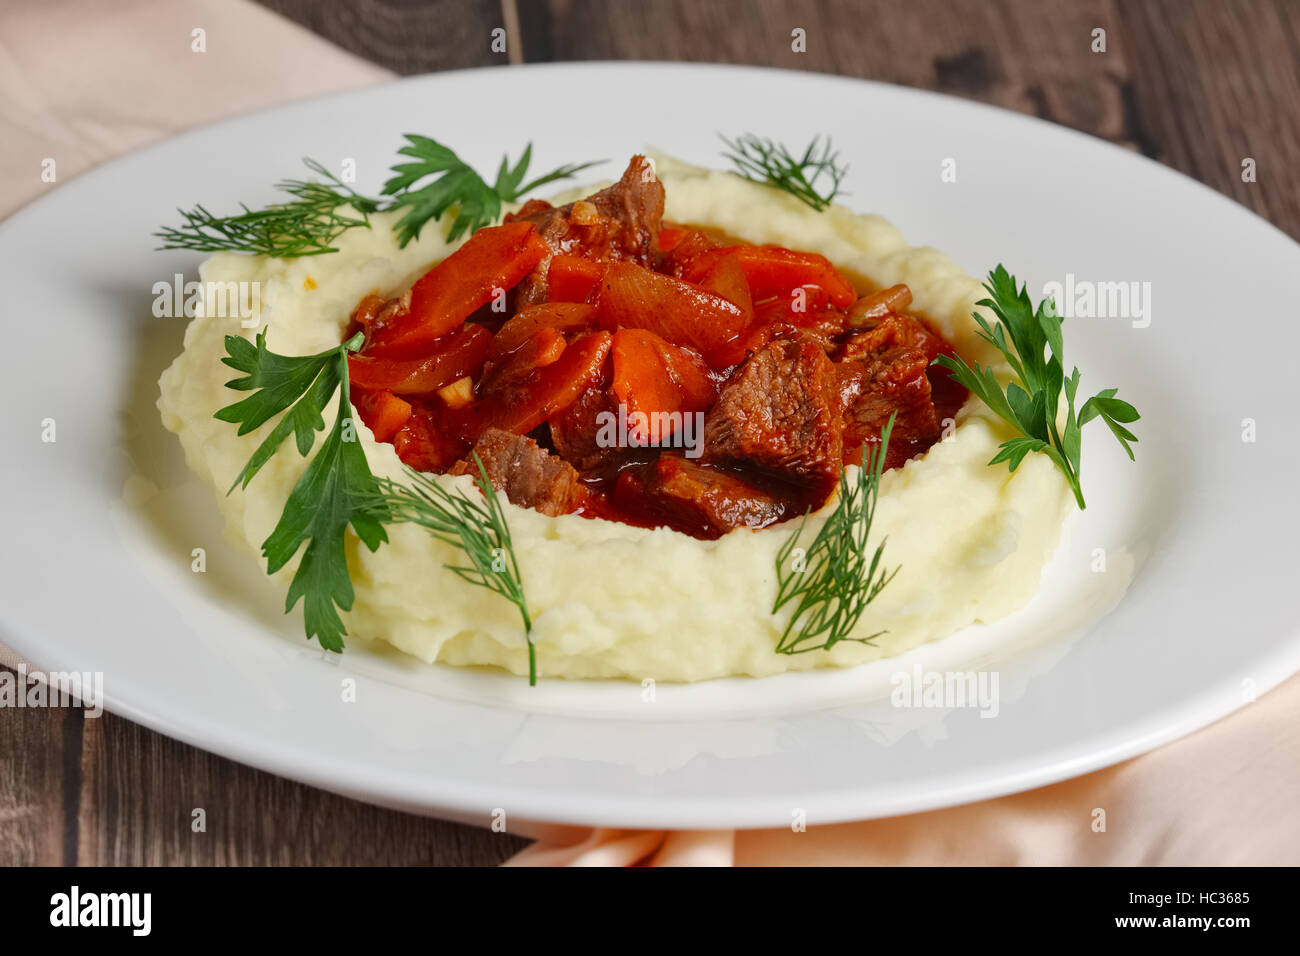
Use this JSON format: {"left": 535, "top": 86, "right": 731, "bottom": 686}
{"left": 156, "top": 159, "right": 380, "bottom": 257}
{"left": 157, "top": 140, "right": 601, "bottom": 256}
{"left": 382, "top": 136, "right": 603, "bottom": 246}
{"left": 720, "top": 133, "right": 847, "bottom": 212}
{"left": 216, "top": 331, "right": 536, "bottom": 675}
{"left": 364, "top": 463, "right": 537, "bottom": 684}
{"left": 933, "top": 265, "right": 1140, "bottom": 509}
{"left": 215, "top": 329, "right": 387, "bottom": 650}
{"left": 773, "top": 414, "right": 899, "bottom": 654}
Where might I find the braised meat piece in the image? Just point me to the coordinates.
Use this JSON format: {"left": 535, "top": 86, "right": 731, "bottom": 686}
{"left": 508, "top": 155, "right": 665, "bottom": 304}
{"left": 840, "top": 311, "right": 949, "bottom": 363}
{"left": 615, "top": 457, "right": 788, "bottom": 539}
{"left": 703, "top": 339, "right": 843, "bottom": 497}
{"left": 549, "top": 382, "right": 629, "bottom": 477}
{"left": 449, "top": 427, "right": 590, "bottom": 516}
{"left": 838, "top": 347, "right": 941, "bottom": 468}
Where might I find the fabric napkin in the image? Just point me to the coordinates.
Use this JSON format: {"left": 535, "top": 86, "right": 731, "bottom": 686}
{"left": 3, "top": 0, "right": 1296, "bottom": 867}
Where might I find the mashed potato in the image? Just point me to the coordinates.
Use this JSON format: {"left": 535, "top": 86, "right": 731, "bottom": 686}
{"left": 157, "top": 155, "right": 1072, "bottom": 681}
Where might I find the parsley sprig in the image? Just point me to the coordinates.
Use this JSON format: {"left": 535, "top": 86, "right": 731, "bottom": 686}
{"left": 216, "top": 331, "right": 537, "bottom": 673}
{"left": 773, "top": 415, "right": 899, "bottom": 654}
{"left": 383, "top": 137, "right": 602, "bottom": 245}
{"left": 157, "top": 140, "right": 601, "bottom": 256}
{"left": 216, "top": 330, "right": 387, "bottom": 650}
{"left": 721, "top": 133, "right": 847, "bottom": 212}
{"left": 933, "top": 266, "right": 1140, "bottom": 509}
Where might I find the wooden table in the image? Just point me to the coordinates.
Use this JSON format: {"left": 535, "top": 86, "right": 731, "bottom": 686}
{"left": 3, "top": 0, "right": 1297, "bottom": 867}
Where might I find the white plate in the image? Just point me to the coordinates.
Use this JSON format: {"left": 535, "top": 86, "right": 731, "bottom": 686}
{"left": 3, "top": 63, "right": 1298, "bottom": 829}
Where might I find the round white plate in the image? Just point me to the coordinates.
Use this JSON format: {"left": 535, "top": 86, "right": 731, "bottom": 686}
{"left": 2, "top": 63, "right": 1298, "bottom": 829}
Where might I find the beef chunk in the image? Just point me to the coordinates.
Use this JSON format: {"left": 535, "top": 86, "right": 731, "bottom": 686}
{"left": 508, "top": 155, "right": 665, "bottom": 303}
{"left": 548, "top": 382, "right": 634, "bottom": 477}
{"left": 615, "top": 457, "right": 788, "bottom": 539}
{"left": 840, "top": 312, "right": 948, "bottom": 364}
{"left": 449, "top": 427, "right": 589, "bottom": 516}
{"left": 837, "top": 346, "right": 940, "bottom": 468}
{"left": 703, "top": 339, "right": 843, "bottom": 496}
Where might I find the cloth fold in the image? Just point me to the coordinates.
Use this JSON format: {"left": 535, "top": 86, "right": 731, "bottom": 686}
{"left": 3, "top": 0, "right": 1295, "bottom": 867}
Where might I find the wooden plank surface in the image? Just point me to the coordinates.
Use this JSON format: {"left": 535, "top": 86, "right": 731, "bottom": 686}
{"left": 2, "top": 0, "right": 1297, "bottom": 868}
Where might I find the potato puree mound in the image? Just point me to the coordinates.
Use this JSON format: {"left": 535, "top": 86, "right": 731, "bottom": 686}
{"left": 157, "top": 155, "right": 1072, "bottom": 681}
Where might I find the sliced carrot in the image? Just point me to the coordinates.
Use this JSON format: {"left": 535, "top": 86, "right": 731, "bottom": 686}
{"left": 683, "top": 244, "right": 857, "bottom": 308}
{"left": 546, "top": 255, "right": 607, "bottom": 303}
{"left": 754, "top": 284, "right": 830, "bottom": 322}
{"left": 611, "top": 329, "right": 717, "bottom": 443}
{"left": 392, "top": 407, "right": 472, "bottom": 472}
{"left": 592, "top": 261, "right": 750, "bottom": 369}
{"left": 481, "top": 332, "right": 613, "bottom": 435}
{"left": 348, "top": 324, "right": 492, "bottom": 396}
{"left": 488, "top": 302, "right": 595, "bottom": 360}
{"left": 364, "top": 221, "right": 547, "bottom": 359}
{"left": 351, "top": 387, "right": 412, "bottom": 443}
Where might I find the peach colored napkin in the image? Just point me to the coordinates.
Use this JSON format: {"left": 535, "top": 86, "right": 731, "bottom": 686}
{"left": 4, "top": 0, "right": 1297, "bottom": 868}
{"left": 509, "top": 671, "right": 1300, "bottom": 865}
{"left": 0, "top": 0, "right": 390, "bottom": 220}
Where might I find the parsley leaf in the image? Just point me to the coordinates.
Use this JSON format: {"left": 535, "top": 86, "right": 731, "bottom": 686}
{"left": 382, "top": 136, "right": 603, "bottom": 246}
{"left": 216, "top": 330, "right": 387, "bottom": 651}
{"left": 934, "top": 265, "right": 1141, "bottom": 509}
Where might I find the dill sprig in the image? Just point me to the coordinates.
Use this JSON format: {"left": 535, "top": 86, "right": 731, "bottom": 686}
{"left": 772, "top": 414, "right": 899, "bottom": 654}
{"left": 156, "top": 159, "right": 380, "bottom": 257}
{"left": 933, "top": 265, "right": 1140, "bottom": 509}
{"left": 364, "top": 462, "right": 536, "bottom": 684}
{"left": 158, "top": 140, "right": 601, "bottom": 257}
{"left": 720, "top": 133, "right": 847, "bottom": 212}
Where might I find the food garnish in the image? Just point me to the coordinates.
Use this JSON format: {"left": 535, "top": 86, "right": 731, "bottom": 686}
{"left": 156, "top": 141, "right": 600, "bottom": 256}
{"left": 156, "top": 160, "right": 380, "bottom": 258}
{"left": 773, "top": 415, "right": 898, "bottom": 654}
{"left": 216, "top": 330, "right": 387, "bottom": 650}
{"left": 364, "top": 464, "right": 536, "bottom": 684}
{"left": 720, "top": 133, "right": 847, "bottom": 211}
{"left": 933, "top": 266, "right": 1140, "bottom": 509}
{"left": 216, "top": 331, "right": 535, "bottom": 679}
{"left": 383, "top": 137, "right": 602, "bottom": 246}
